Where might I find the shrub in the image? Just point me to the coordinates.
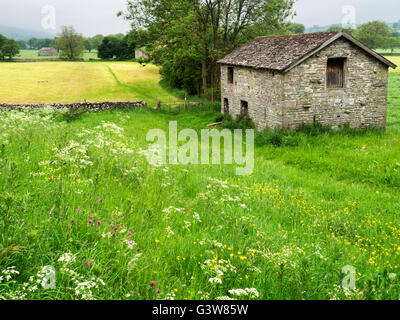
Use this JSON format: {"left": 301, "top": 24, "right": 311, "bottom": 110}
{"left": 255, "top": 127, "right": 302, "bottom": 148}
{"left": 297, "top": 122, "right": 332, "bottom": 136}
{"left": 215, "top": 114, "right": 224, "bottom": 122}
{"left": 61, "top": 107, "right": 88, "bottom": 122}
{"left": 222, "top": 115, "right": 256, "bottom": 130}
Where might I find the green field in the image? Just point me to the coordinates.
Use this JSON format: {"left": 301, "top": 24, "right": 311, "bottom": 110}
{"left": 0, "top": 62, "right": 179, "bottom": 106}
{"left": 16, "top": 50, "right": 99, "bottom": 61}
{"left": 0, "top": 58, "right": 400, "bottom": 300}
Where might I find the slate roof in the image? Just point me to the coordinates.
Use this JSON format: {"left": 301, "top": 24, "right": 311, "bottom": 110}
{"left": 217, "top": 31, "right": 396, "bottom": 72}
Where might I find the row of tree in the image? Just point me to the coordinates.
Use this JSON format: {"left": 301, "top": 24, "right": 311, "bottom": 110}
{"left": 12, "top": 28, "right": 149, "bottom": 61}
{"left": 0, "top": 34, "right": 19, "bottom": 60}
{"left": 17, "top": 38, "right": 55, "bottom": 50}
{"left": 327, "top": 21, "right": 400, "bottom": 51}
{"left": 98, "top": 30, "right": 149, "bottom": 60}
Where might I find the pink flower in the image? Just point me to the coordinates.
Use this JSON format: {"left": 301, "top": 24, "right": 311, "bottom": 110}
{"left": 89, "top": 220, "right": 93, "bottom": 224}
{"left": 85, "top": 261, "right": 89, "bottom": 266}
{"left": 49, "top": 212, "right": 54, "bottom": 216}
{"left": 106, "top": 267, "right": 110, "bottom": 271}
{"left": 21, "top": 219, "right": 25, "bottom": 223}
{"left": 150, "top": 281, "right": 156, "bottom": 287}
{"left": 128, "top": 231, "right": 132, "bottom": 235}
{"left": 99, "top": 199, "right": 103, "bottom": 203}
{"left": 97, "top": 221, "right": 102, "bottom": 225}
{"left": 157, "top": 289, "right": 160, "bottom": 294}
{"left": 91, "top": 260, "right": 94, "bottom": 263}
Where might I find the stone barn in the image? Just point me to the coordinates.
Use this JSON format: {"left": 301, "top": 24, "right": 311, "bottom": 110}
{"left": 38, "top": 47, "right": 58, "bottom": 56}
{"left": 135, "top": 47, "right": 149, "bottom": 60}
{"left": 218, "top": 31, "right": 396, "bottom": 130}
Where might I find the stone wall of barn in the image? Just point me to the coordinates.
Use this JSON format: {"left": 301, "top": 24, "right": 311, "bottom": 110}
{"left": 220, "top": 37, "right": 389, "bottom": 131}
{"left": 282, "top": 38, "right": 389, "bottom": 130}
{"left": 220, "top": 65, "right": 284, "bottom": 129}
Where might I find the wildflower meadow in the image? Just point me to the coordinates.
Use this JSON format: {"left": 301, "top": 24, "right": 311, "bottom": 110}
{"left": 1, "top": 66, "right": 400, "bottom": 300}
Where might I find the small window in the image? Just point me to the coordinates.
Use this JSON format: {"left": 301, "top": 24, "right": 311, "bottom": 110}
{"left": 223, "top": 98, "right": 229, "bottom": 115}
{"left": 228, "top": 67, "right": 234, "bottom": 84}
{"left": 327, "top": 58, "right": 346, "bottom": 88}
{"left": 240, "top": 100, "right": 248, "bottom": 118}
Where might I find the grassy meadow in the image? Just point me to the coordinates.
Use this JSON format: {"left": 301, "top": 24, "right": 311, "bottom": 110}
{"left": 0, "top": 62, "right": 179, "bottom": 106}
{"left": 0, "top": 59, "right": 400, "bottom": 300}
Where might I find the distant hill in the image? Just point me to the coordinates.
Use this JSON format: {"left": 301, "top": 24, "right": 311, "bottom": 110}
{"left": 0, "top": 25, "right": 56, "bottom": 40}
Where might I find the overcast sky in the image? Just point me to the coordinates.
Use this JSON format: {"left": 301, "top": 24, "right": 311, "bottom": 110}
{"left": 0, "top": 0, "right": 399, "bottom": 37}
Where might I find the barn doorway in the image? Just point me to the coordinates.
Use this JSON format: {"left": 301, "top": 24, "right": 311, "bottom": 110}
{"left": 223, "top": 98, "right": 229, "bottom": 115}
{"left": 240, "top": 100, "right": 248, "bottom": 118}
{"left": 327, "top": 58, "right": 346, "bottom": 88}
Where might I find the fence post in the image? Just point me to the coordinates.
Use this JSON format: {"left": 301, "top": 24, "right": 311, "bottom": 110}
{"left": 184, "top": 93, "right": 188, "bottom": 111}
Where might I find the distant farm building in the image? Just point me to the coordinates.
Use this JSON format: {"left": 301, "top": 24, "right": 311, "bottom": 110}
{"left": 135, "top": 47, "right": 149, "bottom": 60}
{"left": 218, "top": 31, "right": 396, "bottom": 130}
{"left": 38, "top": 47, "right": 58, "bottom": 56}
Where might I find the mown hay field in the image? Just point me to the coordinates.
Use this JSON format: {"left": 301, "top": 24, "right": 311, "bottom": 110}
{"left": 0, "top": 58, "right": 399, "bottom": 300}
{"left": 0, "top": 61, "right": 179, "bottom": 106}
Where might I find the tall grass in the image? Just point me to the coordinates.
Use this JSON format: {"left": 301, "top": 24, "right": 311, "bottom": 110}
{"left": 0, "top": 68, "right": 399, "bottom": 301}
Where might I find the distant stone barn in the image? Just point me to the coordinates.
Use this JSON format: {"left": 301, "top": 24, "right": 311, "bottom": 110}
{"left": 38, "top": 47, "right": 58, "bottom": 56}
{"left": 218, "top": 31, "right": 396, "bottom": 130}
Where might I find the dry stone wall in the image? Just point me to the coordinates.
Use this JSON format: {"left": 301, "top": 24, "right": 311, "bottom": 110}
{"left": 0, "top": 101, "right": 147, "bottom": 111}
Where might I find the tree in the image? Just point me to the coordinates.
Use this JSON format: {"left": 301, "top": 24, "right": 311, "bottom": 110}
{"left": 84, "top": 38, "right": 93, "bottom": 52}
{"left": 390, "top": 32, "right": 400, "bottom": 52}
{"left": 119, "top": 0, "right": 295, "bottom": 96}
{"left": 28, "top": 38, "right": 38, "bottom": 49}
{"left": 2, "top": 39, "right": 20, "bottom": 60}
{"left": 289, "top": 23, "right": 305, "bottom": 34}
{"left": 0, "top": 34, "right": 20, "bottom": 60}
{"left": 55, "top": 26, "right": 85, "bottom": 59}
{"left": 17, "top": 40, "right": 27, "bottom": 50}
{"left": 354, "top": 21, "right": 393, "bottom": 49}
{"left": 98, "top": 36, "right": 121, "bottom": 59}
{"left": 326, "top": 26, "right": 354, "bottom": 35}
{"left": 0, "top": 34, "right": 7, "bottom": 60}
{"left": 91, "top": 34, "right": 104, "bottom": 50}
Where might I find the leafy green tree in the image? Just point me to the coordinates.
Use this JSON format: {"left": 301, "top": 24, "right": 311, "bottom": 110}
{"left": 326, "top": 26, "right": 354, "bottom": 35}
{"left": 354, "top": 21, "right": 393, "bottom": 49}
{"left": 119, "top": 0, "right": 295, "bottom": 96}
{"left": 289, "top": 23, "right": 305, "bottom": 34}
{"left": 28, "top": 38, "right": 38, "bottom": 49}
{"left": 37, "top": 38, "right": 54, "bottom": 49}
{"left": 98, "top": 36, "right": 121, "bottom": 59}
{"left": 91, "top": 34, "right": 104, "bottom": 50}
{"left": 390, "top": 32, "right": 400, "bottom": 52}
{"left": 2, "top": 39, "right": 20, "bottom": 60}
{"left": 0, "top": 34, "right": 20, "bottom": 60}
{"left": 55, "top": 26, "right": 85, "bottom": 59}
{"left": 0, "top": 34, "right": 7, "bottom": 60}
{"left": 84, "top": 38, "right": 93, "bottom": 52}
{"left": 17, "top": 40, "right": 27, "bottom": 50}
